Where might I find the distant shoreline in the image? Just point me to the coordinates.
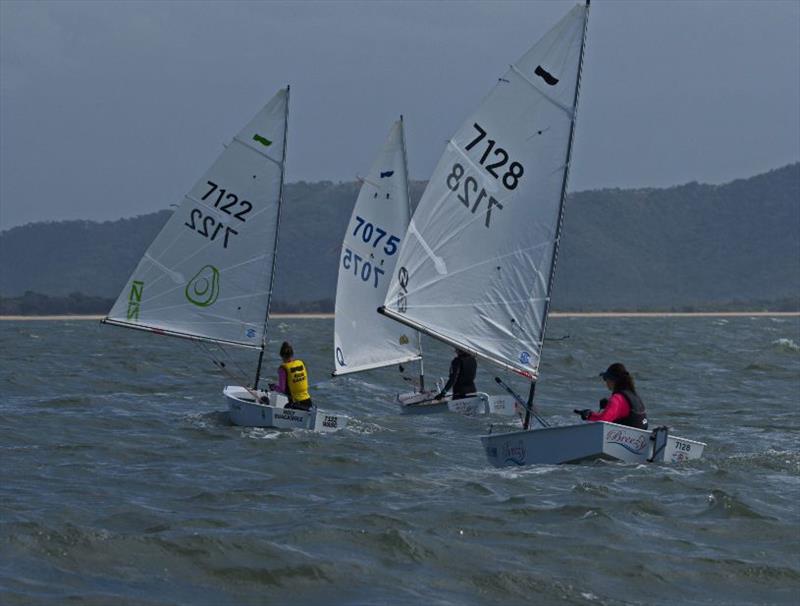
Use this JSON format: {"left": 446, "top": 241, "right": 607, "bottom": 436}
{"left": 1, "top": 311, "right": 797, "bottom": 321}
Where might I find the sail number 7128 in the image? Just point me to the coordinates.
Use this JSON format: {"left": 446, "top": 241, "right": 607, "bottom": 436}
{"left": 465, "top": 123, "right": 524, "bottom": 191}
{"left": 444, "top": 123, "right": 525, "bottom": 228}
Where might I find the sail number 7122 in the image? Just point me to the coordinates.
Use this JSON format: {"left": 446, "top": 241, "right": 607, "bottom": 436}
{"left": 184, "top": 181, "right": 253, "bottom": 249}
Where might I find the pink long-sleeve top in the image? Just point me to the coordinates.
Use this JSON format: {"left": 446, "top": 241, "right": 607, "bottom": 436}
{"left": 274, "top": 366, "right": 288, "bottom": 394}
{"left": 588, "top": 393, "right": 630, "bottom": 423}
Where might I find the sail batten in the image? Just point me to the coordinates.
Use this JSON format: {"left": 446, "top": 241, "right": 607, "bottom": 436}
{"left": 382, "top": 4, "right": 589, "bottom": 379}
{"left": 105, "top": 88, "right": 289, "bottom": 348}
{"left": 333, "top": 119, "right": 422, "bottom": 375}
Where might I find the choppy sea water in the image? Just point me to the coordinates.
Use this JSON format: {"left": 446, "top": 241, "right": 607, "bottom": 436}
{"left": 1, "top": 316, "right": 798, "bottom": 606}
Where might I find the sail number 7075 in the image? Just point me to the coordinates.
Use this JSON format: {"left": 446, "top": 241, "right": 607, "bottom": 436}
{"left": 351, "top": 215, "right": 400, "bottom": 256}
{"left": 342, "top": 248, "right": 385, "bottom": 289}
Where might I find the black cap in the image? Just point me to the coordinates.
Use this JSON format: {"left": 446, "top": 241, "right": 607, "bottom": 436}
{"left": 599, "top": 364, "right": 625, "bottom": 381}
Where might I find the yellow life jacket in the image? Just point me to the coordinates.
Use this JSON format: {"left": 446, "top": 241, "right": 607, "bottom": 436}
{"left": 280, "top": 359, "right": 310, "bottom": 403}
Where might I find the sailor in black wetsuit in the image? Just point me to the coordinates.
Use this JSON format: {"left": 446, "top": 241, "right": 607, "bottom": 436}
{"left": 435, "top": 348, "right": 478, "bottom": 401}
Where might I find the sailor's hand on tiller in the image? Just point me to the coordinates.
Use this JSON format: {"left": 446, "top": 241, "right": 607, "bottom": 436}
{"left": 574, "top": 409, "right": 592, "bottom": 421}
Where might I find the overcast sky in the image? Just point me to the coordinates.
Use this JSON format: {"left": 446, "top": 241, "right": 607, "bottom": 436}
{"left": 1, "top": 0, "right": 798, "bottom": 229}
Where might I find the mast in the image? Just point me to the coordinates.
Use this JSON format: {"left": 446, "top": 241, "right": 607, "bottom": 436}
{"left": 399, "top": 114, "right": 425, "bottom": 391}
{"left": 523, "top": 0, "right": 591, "bottom": 429}
{"left": 254, "top": 85, "right": 291, "bottom": 389}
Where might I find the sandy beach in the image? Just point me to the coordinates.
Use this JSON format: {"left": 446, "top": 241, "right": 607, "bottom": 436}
{"left": 1, "top": 311, "right": 797, "bottom": 321}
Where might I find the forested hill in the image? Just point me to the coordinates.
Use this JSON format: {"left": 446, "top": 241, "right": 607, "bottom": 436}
{"left": 1, "top": 163, "right": 798, "bottom": 312}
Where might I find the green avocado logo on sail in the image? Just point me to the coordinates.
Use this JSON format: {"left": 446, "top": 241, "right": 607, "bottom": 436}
{"left": 185, "top": 265, "right": 220, "bottom": 307}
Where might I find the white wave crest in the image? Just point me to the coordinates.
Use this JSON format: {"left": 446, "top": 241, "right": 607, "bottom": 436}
{"left": 772, "top": 338, "right": 800, "bottom": 352}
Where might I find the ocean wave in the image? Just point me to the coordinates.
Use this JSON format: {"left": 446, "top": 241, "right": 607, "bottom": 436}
{"left": 717, "top": 450, "right": 800, "bottom": 474}
{"left": 183, "top": 410, "right": 231, "bottom": 429}
{"left": 772, "top": 337, "right": 800, "bottom": 352}
{"left": 743, "top": 361, "right": 783, "bottom": 372}
{"left": 344, "top": 418, "right": 390, "bottom": 435}
{"left": 239, "top": 427, "right": 283, "bottom": 440}
{"left": 206, "top": 563, "right": 334, "bottom": 587}
{"left": 692, "top": 556, "right": 800, "bottom": 582}
{"left": 701, "top": 489, "right": 772, "bottom": 520}
{"left": 467, "top": 570, "right": 615, "bottom": 605}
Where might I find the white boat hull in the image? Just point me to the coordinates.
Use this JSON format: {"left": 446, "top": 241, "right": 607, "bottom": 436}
{"left": 397, "top": 391, "right": 520, "bottom": 416}
{"left": 481, "top": 421, "right": 706, "bottom": 467}
{"left": 224, "top": 386, "right": 347, "bottom": 432}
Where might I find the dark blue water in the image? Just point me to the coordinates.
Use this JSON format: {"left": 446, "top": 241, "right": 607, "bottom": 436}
{"left": 1, "top": 316, "right": 798, "bottom": 605}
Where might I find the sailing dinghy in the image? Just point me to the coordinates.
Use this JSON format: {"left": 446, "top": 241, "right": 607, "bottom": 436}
{"left": 379, "top": 2, "right": 705, "bottom": 463}
{"left": 103, "top": 87, "right": 346, "bottom": 432}
{"left": 332, "top": 119, "right": 517, "bottom": 417}
{"left": 332, "top": 119, "right": 424, "bottom": 385}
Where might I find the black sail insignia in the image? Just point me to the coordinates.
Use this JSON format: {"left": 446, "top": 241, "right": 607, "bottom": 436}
{"left": 534, "top": 65, "right": 559, "bottom": 86}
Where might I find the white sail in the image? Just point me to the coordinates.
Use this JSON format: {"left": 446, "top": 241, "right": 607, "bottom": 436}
{"left": 382, "top": 5, "right": 589, "bottom": 378}
{"left": 105, "top": 88, "right": 289, "bottom": 349}
{"left": 333, "top": 119, "right": 421, "bottom": 375}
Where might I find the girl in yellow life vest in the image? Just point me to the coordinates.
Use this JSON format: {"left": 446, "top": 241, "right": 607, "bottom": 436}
{"left": 269, "top": 341, "right": 313, "bottom": 411}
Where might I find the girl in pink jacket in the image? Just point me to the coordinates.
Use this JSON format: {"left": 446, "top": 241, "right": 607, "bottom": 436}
{"left": 575, "top": 363, "right": 648, "bottom": 429}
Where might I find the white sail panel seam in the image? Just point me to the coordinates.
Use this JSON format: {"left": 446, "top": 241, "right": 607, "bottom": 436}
{"left": 448, "top": 139, "right": 504, "bottom": 193}
{"left": 135, "top": 289, "right": 270, "bottom": 316}
{"left": 395, "top": 239, "right": 553, "bottom": 302}
{"left": 135, "top": 252, "right": 269, "bottom": 307}
{"left": 217, "top": 253, "right": 271, "bottom": 274}
{"left": 356, "top": 175, "right": 382, "bottom": 189}
{"left": 509, "top": 65, "right": 573, "bottom": 118}
{"left": 406, "top": 296, "right": 549, "bottom": 310}
{"left": 136, "top": 213, "right": 269, "bottom": 296}
{"left": 144, "top": 252, "right": 185, "bottom": 284}
{"left": 231, "top": 137, "right": 282, "bottom": 166}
